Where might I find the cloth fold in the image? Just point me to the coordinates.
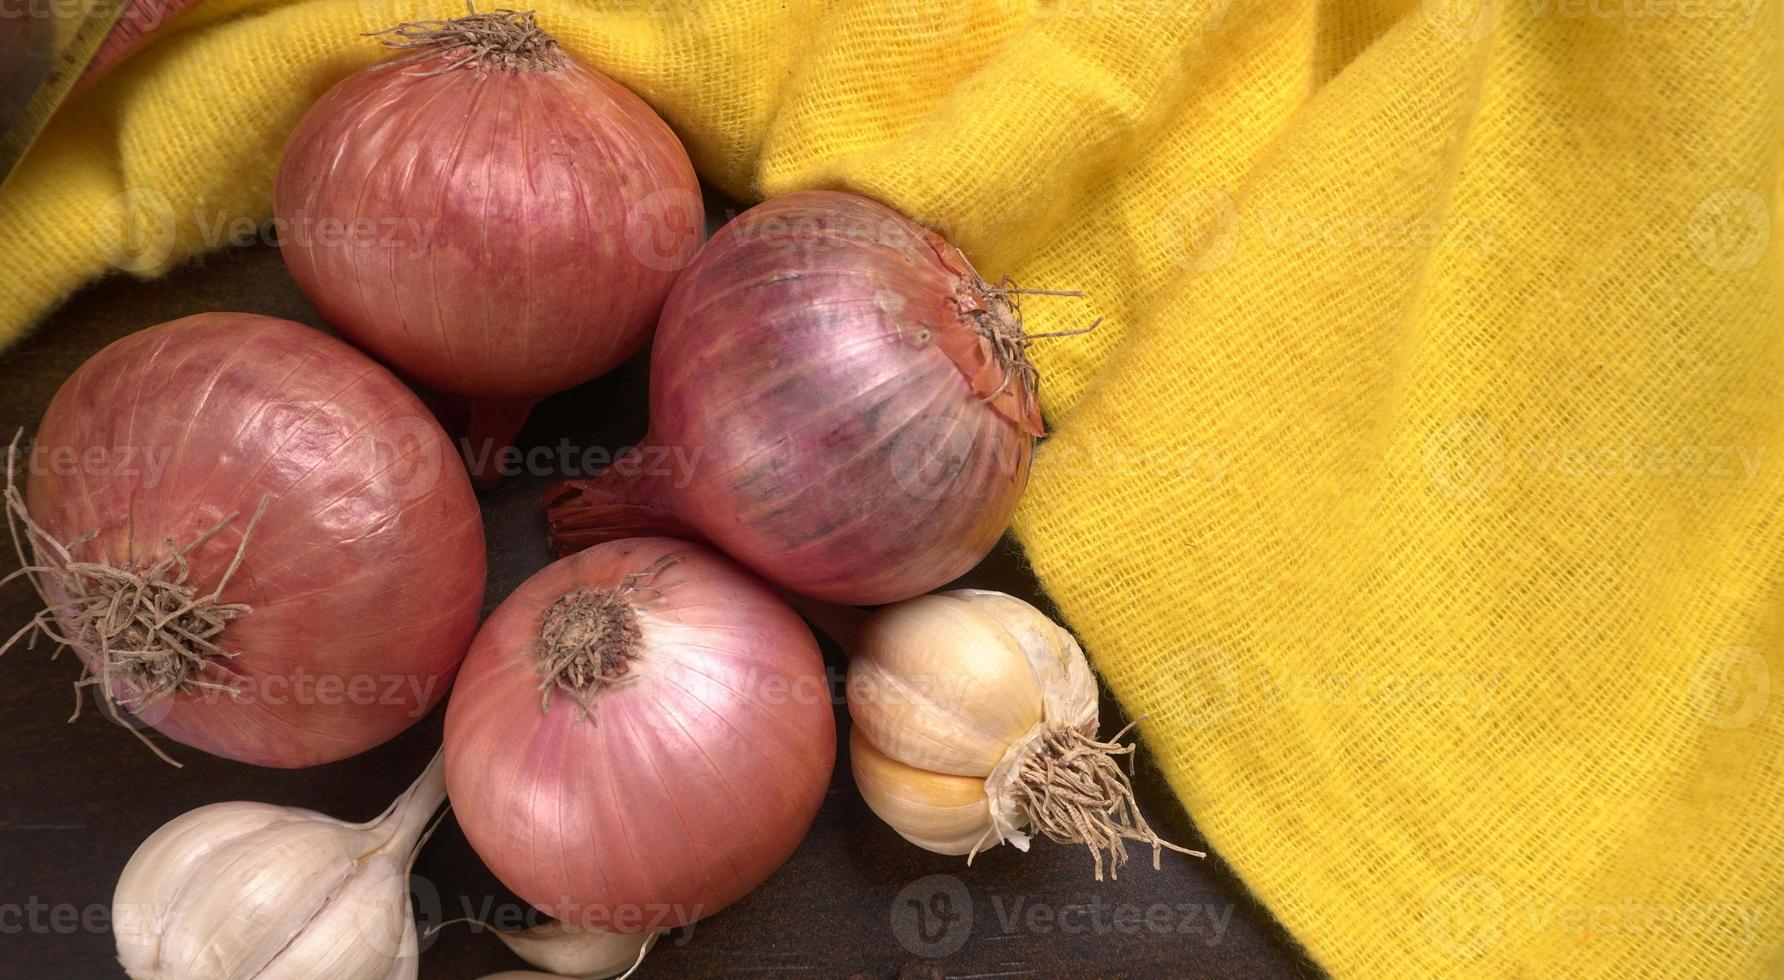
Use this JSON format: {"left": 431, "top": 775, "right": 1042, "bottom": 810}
{"left": 2, "top": 1, "right": 1779, "bottom": 976}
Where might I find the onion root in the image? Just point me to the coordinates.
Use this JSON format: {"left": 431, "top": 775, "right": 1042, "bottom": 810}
{"left": 368, "top": 4, "right": 567, "bottom": 75}
{"left": 535, "top": 555, "right": 677, "bottom": 715}
{"left": 1, "top": 435, "right": 271, "bottom": 764}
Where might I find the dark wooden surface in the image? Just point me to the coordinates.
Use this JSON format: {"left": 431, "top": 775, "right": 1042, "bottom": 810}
{"left": 0, "top": 243, "right": 1322, "bottom": 980}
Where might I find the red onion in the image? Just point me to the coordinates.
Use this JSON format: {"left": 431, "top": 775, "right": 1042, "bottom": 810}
{"left": 5, "top": 313, "right": 485, "bottom": 767}
{"left": 275, "top": 8, "right": 703, "bottom": 485}
{"left": 546, "top": 190, "right": 1051, "bottom": 604}
{"left": 443, "top": 537, "right": 834, "bottom": 928}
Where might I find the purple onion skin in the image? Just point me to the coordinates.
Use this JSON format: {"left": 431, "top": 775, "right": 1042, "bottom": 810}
{"left": 549, "top": 191, "right": 1035, "bottom": 605}
{"left": 27, "top": 314, "right": 485, "bottom": 767}
{"left": 275, "top": 41, "right": 703, "bottom": 482}
{"left": 445, "top": 537, "right": 834, "bottom": 926}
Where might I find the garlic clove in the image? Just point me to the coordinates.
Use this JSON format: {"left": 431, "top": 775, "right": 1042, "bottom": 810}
{"left": 847, "top": 594, "right": 1042, "bottom": 776}
{"left": 945, "top": 589, "right": 1097, "bottom": 732}
{"left": 381, "top": 915, "right": 420, "bottom": 980}
{"left": 113, "top": 803, "right": 292, "bottom": 975}
{"left": 113, "top": 752, "right": 444, "bottom": 980}
{"left": 148, "top": 816, "right": 368, "bottom": 978}
{"left": 493, "top": 922, "right": 657, "bottom": 977}
{"left": 255, "top": 853, "right": 413, "bottom": 979}
{"left": 850, "top": 727, "right": 995, "bottom": 856}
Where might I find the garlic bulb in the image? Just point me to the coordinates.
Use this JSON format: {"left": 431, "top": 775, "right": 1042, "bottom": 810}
{"left": 846, "top": 590, "right": 1202, "bottom": 879}
{"left": 113, "top": 752, "right": 446, "bottom": 979}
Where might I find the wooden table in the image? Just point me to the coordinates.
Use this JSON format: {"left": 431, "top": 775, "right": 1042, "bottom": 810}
{"left": 0, "top": 242, "right": 1319, "bottom": 979}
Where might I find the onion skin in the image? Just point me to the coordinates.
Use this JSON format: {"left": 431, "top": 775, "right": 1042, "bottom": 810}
{"left": 275, "top": 21, "right": 703, "bottom": 484}
{"left": 443, "top": 538, "right": 834, "bottom": 928}
{"left": 24, "top": 313, "right": 485, "bottom": 767}
{"left": 546, "top": 191, "right": 1035, "bottom": 604}
{"left": 76, "top": 0, "right": 207, "bottom": 96}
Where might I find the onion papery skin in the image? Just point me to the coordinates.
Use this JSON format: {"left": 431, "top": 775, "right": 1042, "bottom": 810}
{"left": 546, "top": 190, "right": 1035, "bottom": 604}
{"left": 24, "top": 313, "right": 485, "bottom": 767}
{"left": 443, "top": 537, "right": 835, "bottom": 928}
{"left": 275, "top": 31, "right": 703, "bottom": 482}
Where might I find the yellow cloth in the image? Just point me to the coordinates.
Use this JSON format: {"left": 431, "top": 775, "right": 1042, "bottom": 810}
{"left": 3, "top": 1, "right": 1780, "bottom": 975}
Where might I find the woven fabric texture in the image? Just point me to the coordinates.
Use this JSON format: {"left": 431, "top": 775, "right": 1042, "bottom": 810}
{"left": 1, "top": 1, "right": 1780, "bottom": 976}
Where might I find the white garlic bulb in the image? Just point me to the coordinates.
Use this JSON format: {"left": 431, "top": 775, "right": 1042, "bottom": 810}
{"left": 846, "top": 590, "right": 1200, "bottom": 879}
{"left": 113, "top": 752, "right": 446, "bottom": 980}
